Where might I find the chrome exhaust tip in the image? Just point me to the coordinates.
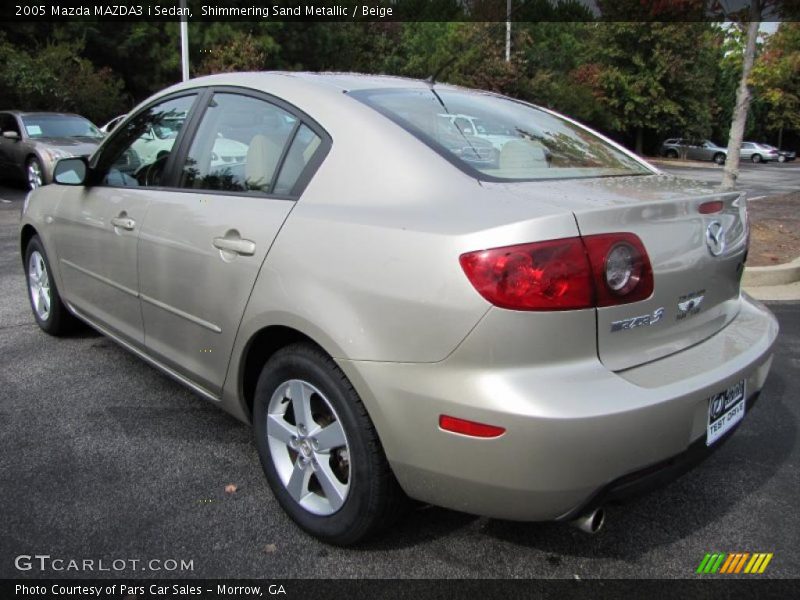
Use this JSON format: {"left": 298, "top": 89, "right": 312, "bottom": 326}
{"left": 569, "top": 507, "right": 605, "bottom": 534}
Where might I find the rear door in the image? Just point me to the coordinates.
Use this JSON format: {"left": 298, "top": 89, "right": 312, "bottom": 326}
{"left": 137, "top": 88, "right": 329, "bottom": 396}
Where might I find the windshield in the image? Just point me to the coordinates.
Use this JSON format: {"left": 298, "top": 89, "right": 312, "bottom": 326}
{"left": 21, "top": 115, "right": 102, "bottom": 139}
{"left": 353, "top": 88, "right": 650, "bottom": 181}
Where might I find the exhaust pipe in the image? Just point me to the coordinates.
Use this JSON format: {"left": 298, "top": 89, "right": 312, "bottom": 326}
{"left": 569, "top": 507, "right": 605, "bottom": 534}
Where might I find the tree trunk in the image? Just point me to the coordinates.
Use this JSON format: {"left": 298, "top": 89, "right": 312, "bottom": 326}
{"left": 721, "top": 3, "right": 761, "bottom": 191}
{"left": 777, "top": 126, "right": 783, "bottom": 149}
{"left": 635, "top": 127, "right": 644, "bottom": 156}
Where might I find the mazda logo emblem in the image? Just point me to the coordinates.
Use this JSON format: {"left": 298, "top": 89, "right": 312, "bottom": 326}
{"left": 706, "top": 221, "right": 726, "bottom": 256}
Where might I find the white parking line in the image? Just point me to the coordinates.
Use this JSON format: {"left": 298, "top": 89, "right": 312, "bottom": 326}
{"left": 0, "top": 199, "right": 11, "bottom": 204}
{"left": 749, "top": 195, "right": 766, "bottom": 201}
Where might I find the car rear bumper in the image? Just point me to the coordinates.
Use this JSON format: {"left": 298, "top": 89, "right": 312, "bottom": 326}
{"left": 339, "top": 294, "right": 778, "bottom": 521}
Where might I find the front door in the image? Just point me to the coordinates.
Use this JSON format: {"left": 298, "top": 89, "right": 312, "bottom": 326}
{"left": 51, "top": 94, "right": 199, "bottom": 346}
{"left": 137, "top": 90, "right": 325, "bottom": 395}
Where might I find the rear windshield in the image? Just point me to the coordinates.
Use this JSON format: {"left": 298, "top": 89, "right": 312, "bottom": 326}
{"left": 352, "top": 88, "right": 650, "bottom": 181}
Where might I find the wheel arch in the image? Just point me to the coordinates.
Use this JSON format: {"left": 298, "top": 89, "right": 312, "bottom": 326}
{"left": 238, "top": 324, "right": 331, "bottom": 421}
{"left": 20, "top": 223, "right": 38, "bottom": 263}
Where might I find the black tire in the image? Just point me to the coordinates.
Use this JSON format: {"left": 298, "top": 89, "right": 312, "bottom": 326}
{"left": 665, "top": 149, "right": 679, "bottom": 158}
{"left": 713, "top": 153, "right": 726, "bottom": 165}
{"left": 777, "top": 155, "right": 786, "bottom": 163}
{"left": 26, "top": 156, "right": 44, "bottom": 190}
{"left": 253, "top": 343, "right": 406, "bottom": 545}
{"left": 24, "top": 235, "right": 79, "bottom": 335}
{"left": 751, "top": 153, "right": 762, "bottom": 164}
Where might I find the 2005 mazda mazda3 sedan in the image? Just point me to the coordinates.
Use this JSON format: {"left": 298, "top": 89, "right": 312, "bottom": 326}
{"left": 20, "top": 72, "right": 778, "bottom": 544}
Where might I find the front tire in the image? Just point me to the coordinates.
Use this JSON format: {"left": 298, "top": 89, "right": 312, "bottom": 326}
{"left": 778, "top": 154, "right": 786, "bottom": 163}
{"left": 751, "top": 153, "right": 762, "bottom": 164}
{"left": 665, "top": 149, "right": 678, "bottom": 158}
{"left": 253, "top": 343, "right": 406, "bottom": 545}
{"left": 27, "top": 156, "right": 44, "bottom": 190}
{"left": 24, "top": 235, "right": 78, "bottom": 335}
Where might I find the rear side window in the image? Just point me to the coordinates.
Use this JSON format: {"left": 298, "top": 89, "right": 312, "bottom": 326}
{"left": 272, "top": 124, "right": 321, "bottom": 195}
{"left": 179, "top": 93, "right": 298, "bottom": 194}
{"left": 353, "top": 88, "right": 650, "bottom": 181}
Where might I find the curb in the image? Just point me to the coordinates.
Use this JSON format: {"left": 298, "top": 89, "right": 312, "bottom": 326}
{"left": 743, "top": 256, "right": 800, "bottom": 287}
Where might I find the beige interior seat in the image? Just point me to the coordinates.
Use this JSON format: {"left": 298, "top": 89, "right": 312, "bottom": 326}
{"left": 499, "top": 139, "right": 548, "bottom": 171}
{"left": 245, "top": 134, "right": 281, "bottom": 190}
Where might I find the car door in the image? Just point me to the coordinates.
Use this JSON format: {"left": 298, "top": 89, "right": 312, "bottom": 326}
{"left": 137, "top": 89, "right": 328, "bottom": 396}
{"left": 739, "top": 142, "right": 754, "bottom": 160}
{"left": 51, "top": 93, "right": 199, "bottom": 346}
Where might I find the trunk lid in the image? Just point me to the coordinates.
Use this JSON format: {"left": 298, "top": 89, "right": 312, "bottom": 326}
{"left": 486, "top": 174, "right": 748, "bottom": 371}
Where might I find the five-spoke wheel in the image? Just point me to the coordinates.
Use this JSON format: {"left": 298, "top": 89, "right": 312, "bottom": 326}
{"left": 253, "top": 343, "right": 405, "bottom": 545}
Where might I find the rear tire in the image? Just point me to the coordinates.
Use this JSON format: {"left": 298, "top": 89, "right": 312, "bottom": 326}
{"left": 751, "top": 154, "right": 762, "bottom": 164}
{"left": 24, "top": 235, "right": 79, "bottom": 335}
{"left": 713, "top": 153, "right": 726, "bottom": 165}
{"left": 778, "top": 155, "right": 786, "bottom": 163}
{"left": 253, "top": 343, "right": 406, "bottom": 545}
{"left": 665, "top": 149, "right": 678, "bottom": 158}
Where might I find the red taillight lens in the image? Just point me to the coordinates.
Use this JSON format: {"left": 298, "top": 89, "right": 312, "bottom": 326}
{"left": 459, "top": 238, "right": 593, "bottom": 311}
{"left": 439, "top": 415, "right": 506, "bottom": 438}
{"left": 582, "top": 233, "right": 653, "bottom": 306}
{"left": 460, "top": 233, "right": 653, "bottom": 311}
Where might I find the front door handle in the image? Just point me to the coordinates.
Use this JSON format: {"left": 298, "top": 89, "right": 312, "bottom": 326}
{"left": 212, "top": 236, "right": 256, "bottom": 256}
{"left": 110, "top": 216, "right": 136, "bottom": 231}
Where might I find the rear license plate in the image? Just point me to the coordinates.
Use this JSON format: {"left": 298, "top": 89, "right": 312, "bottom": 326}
{"left": 706, "top": 380, "right": 746, "bottom": 446}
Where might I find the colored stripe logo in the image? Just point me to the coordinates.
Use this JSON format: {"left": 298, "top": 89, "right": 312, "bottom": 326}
{"left": 697, "top": 552, "right": 773, "bottom": 574}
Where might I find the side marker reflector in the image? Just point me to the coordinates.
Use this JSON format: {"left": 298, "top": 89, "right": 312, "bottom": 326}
{"left": 439, "top": 415, "right": 505, "bottom": 438}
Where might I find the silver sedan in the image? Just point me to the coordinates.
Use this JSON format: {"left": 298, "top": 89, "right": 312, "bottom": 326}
{"left": 0, "top": 111, "right": 103, "bottom": 190}
{"left": 20, "top": 73, "right": 778, "bottom": 544}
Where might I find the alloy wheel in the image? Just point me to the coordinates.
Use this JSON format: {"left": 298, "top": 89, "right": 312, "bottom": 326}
{"left": 266, "top": 379, "right": 351, "bottom": 516}
{"left": 28, "top": 250, "right": 51, "bottom": 321}
{"left": 27, "top": 160, "right": 43, "bottom": 189}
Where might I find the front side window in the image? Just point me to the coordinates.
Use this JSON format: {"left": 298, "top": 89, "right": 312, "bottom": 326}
{"left": 353, "top": 88, "right": 650, "bottom": 181}
{"left": 179, "top": 93, "right": 300, "bottom": 194}
{"left": 94, "top": 94, "right": 197, "bottom": 188}
{"left": 20, "top": 114, "right": 101, "bottom": 139}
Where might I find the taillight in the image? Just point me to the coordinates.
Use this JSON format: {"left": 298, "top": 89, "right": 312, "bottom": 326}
{"left": 459, "top": 233, "right": 653, "bottom": 311}
{"left": 459, "top": 238, "right": 594, "bottom": 311}
{"left": 582, "top": 233, "right": 654, "bottom": 306}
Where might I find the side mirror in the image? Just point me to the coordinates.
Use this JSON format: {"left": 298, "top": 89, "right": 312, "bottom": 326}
{"left": 2, "top": 131, "right": 20, "bottom": 140}
{"left": 53, "top": 157, "right": 88, "bottom": 185}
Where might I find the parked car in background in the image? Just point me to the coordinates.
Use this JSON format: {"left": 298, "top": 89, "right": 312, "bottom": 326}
{"left": 100, "top": 114, "right": 126, "bottom": 134}
{"left": 762, "top": 144, "right": 796, "bottom": 163}
{"left": 0, "top": 111, "right": 103, "bottom": 189}
{"left": 21, "top": 73, "right": 778, "bottom": 545}
{"left": 660, "top": 139, "right": 728, "bottom": 165}
{"left": 740, "top": 142, "right": 780, "bottom": 163}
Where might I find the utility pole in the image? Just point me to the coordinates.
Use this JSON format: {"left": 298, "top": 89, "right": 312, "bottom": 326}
{"left": 180, "top": 0, "right": 189, "bottom": 81}
{"left": 505, "top": 0, "right": 511, "bottom": 62}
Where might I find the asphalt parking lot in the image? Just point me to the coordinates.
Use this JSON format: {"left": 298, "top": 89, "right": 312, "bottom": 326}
{"left": 0, "top": 179, "right": 798, "bottom": 580}
{"left": 655, "top": 159, "right": 800, "bottom": 199}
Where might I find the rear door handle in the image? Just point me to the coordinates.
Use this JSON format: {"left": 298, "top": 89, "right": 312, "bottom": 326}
{"left": 110, "top": 216, "right": 136, "bottom": 230}
{"left": 212, "top": 237, "right": 256, "bottom": 256}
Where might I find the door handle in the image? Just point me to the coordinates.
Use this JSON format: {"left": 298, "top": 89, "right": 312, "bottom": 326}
{"left": 110, "top": 216, "right": 135, "bottom": 231}
{"left": 212, "top": 237, "right": 256, "bottom": 256}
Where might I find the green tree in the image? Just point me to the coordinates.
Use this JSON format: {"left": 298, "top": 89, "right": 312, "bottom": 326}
{"left": 751, "top": 22, "right": 800, "bottom": 148}
{"left": 0, "top": 34, "right": 126, "bottom": 123}
{"left": 579, "top": 22, "right": 722, "bottom": 155}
